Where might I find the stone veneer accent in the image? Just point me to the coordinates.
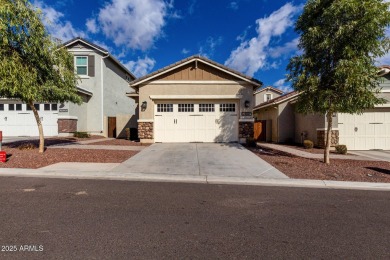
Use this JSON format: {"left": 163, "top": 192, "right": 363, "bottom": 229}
{"left": 239, "top": 122, "right": 254, "bottom": 139}
{"left": 58, "top": 119, "right": 77, "bottom": 133}
{"left": 138, "top": 122, "right": 153, "bottom": 139}
{"left": 317, "top": 130, "right": 339, "bottom": 148}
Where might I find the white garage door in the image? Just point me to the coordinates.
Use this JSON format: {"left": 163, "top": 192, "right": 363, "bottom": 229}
{"left": 154, "top": 102, "right": 238, "bottom": 143}
{"left": 0, "top": 103, "right": 58, "bottom": 137}
{"left": 338, "top": 112, "right": 390, "bottom": 150}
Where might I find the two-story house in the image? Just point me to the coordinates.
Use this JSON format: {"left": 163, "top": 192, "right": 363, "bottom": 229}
{"left": 0, "top": 37, "right": 137, "bottom": 138}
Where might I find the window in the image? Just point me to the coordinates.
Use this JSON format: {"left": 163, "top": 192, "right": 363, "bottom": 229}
{"left": 0, "top": 104, "right": 3, "bottom": 111}
{"left": 34, "top": 104, "right": 40, "bottom": 111}
{"left": 16, "top": 104, "right": 22, "bottom": 111}
{"left": 265, "top": 93, "right": 272, "bottom": 102}
{"left": 75, "top": 56, "right": 88, "bottom": 75}
{"left": 9, "top": 104, "right": 14, "bottom": 111}
{"left": 199, "top": 104, "right": 215, "bottom": 112}
{"left": 51, "top": 104, "right": 58, "bottom": 111}
{"left": 220, "top": 103, "right": 235, "bottom": 112}
{"left": 178, "top": 104, "right": 194, "bottom": 112}
{"left": 44, "top": 104, "right": 50, "bottom": 111}
{"left": 157, "top": 104, "right": 173, "bottom": 112}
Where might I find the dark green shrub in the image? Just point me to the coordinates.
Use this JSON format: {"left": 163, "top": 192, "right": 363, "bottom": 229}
{"left": 303, "top": 140, "right": 314, "bottom": 149}
{"left": 335, "top": 145, "right": 347, "bottom": 154}
{"left": 73, "top": 131, "right": 90, "bottom": 138}
{"left": 246, "top": 137, "right": 257, "bottom": 147}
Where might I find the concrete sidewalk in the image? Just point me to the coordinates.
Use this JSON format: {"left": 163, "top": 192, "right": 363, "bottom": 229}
{"left": 257, "top": 143, "right": 376, "bottom": 161}
{"left": 0, "top": 166, "right": 389, "bottom": 191}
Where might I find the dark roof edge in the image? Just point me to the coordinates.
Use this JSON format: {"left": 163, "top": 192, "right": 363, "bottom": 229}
{"left": 253, "top": 91, "right": 300, "bottom": 110}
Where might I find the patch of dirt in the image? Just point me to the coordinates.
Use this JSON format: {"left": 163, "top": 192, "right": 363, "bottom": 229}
{"left": 249, "top": 146, "right": 390, "bottom": 183}
{"left": 87, "top": 139, "right": 151, "bottom": 146}
{"left": 4, "top": 135, "right": 105, "bottom": 148}
{"left": 280, "top": 143, "right": 353, "bottom": 155}
{"left": 0, "top": 148, "right": 137, "bottom": 169}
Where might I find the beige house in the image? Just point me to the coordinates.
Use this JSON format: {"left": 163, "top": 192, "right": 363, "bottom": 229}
{"left": 253, "top": 66, "right": 390, "bottom": 150}
{"left": 254, "top": 86, "right": 284, "bottom": 106}
{"left": 128, "top": 56, "right": 262, "bottom": 143}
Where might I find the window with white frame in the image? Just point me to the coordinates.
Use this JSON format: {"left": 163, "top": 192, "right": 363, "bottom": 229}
{"left": 220, "top": 103, "right": 235, "bottom": 112}
{"left": 265, "top": 93, "right": 272, "bottom": 102}
{"left": 157, "top": 104, "right": 173, "bottom": 112}
{"left": 199, "top": 104, "right": 215, "bottom": 112}
{"left": 75, "top": 56, "right": 88, "bottom": 75}
{"left": 178, "top": 104, "right": 194, "bottom": 112}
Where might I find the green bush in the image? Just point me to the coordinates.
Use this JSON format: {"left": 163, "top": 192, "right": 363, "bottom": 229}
{"left": 246, "top": 137, "right": 257, "bottom": 147}
{"left": 73, "top": 131, "right": 90, "bottom": 138}
{"left": 303, "top": 140, "right": 314, "bottom": 149}
{"left": 335, "top": 145, "right": 347, "bottom": 154}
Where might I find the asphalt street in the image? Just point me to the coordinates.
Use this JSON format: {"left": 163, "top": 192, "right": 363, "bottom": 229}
{"left": 0, "top": 177, "right": 389, "bottom": 259}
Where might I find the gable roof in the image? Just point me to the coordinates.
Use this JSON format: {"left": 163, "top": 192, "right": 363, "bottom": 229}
{"left": 379, "top": 65, "right": 390, "bottom": 76}
{"left": 129, "top": 55, "right": 262, "bottom": 88}
{"left": 253, "top": 91, "right": 300, "bottom": 110}
{"left": 254, "top": 86, "right": 284, "bottom": 95}
{"left": 62, "top": 37, "right": 136, "bottom": 80}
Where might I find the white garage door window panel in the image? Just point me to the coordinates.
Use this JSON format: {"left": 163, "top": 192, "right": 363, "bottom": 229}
{"left": 338, "top": 112, "right": 390, "bottom": 150}
{"left": 154, "top": 103, "right": 238, "bottom": 143}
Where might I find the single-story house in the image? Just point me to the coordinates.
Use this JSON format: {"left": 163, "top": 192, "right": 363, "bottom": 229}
{"left": 127, "top": 55, "right": 262, "bottom": 143}
{"left": 0, "top": 37, "right": 137, "bottom": 138}
{"left": 253, "top": 66, "right": 390, "bottom": 150}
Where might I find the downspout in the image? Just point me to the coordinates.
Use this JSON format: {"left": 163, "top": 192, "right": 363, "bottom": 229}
{"left": 101, "top": 54, "right": 109, "bottom": 134}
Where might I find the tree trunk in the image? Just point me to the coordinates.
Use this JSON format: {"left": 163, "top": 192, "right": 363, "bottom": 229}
{"left": 324, "top": 111, "right": 333, "bottom": 164}
{"left": 29, "top": 101, "right": 45, "bottom": 153}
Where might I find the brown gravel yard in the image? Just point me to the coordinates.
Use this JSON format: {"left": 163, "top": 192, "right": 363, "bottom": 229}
{"left": 0, "top": 148, "right": 137, "bottom": 169}
{"left": 0, "top": 137, "right": 138, "bottom": 169}
{"left": 250, "top": 145, "right": 390, "bottom": 183}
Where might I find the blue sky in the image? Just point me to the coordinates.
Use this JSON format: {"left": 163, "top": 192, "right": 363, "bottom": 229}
{"left": 33, "top": 0, "right": 390, "bottom": 92}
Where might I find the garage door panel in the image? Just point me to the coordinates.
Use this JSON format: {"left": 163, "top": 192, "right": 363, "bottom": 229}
{"left": 339, "top": 112, "right": 390, "bottom": 150}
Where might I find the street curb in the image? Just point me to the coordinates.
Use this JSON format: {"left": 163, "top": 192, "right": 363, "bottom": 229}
{"left": 0, "top": 169, "right": 390, "bottom": 191}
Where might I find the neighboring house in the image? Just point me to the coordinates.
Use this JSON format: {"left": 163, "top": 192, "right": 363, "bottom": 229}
{"left": 0, "top": 37, "right": 137, "bottom": 138}
{"left": 253, "top": 66, "right": 390, "bottom": 150}
{"left": 253, "top": 86, "right": 284, "bottom": 106}
{"left": 127, "top": 55, "right": 262, "bottom": 143}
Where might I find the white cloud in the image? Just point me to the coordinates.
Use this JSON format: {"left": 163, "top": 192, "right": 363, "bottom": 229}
{"left": 228, "top": 2, "right": 239, "bottom": 10}
{"left": 188, "top": 0, "right": 197, "bottom": 15}
{"left": 377, "top": 27, "right": 390, "bottom": 65}
{"left": 124, "top": 56, "right": 156, "bottom": 77}
{"left": 199, "top": 36, "right": 223, "bottom": 58}
{"left": 274, "top": 78, "right": 293, "bottom": 93}
{"left": 95, "top": 0, "right": 173, "bottom": 51}
{"left": 225, "top": 3, "right": 303, "bottom": 76}
{"left": 86, "top": 18, "right": 99, "bottom": 34}
{"left": 33, "top": 0, "right": 84, "bottom": 41}
{"left": 269, "top": 37, "right": 299, "bottom": 58}
{"left": 181, "top": 48, "right": 190, "bottom": 55}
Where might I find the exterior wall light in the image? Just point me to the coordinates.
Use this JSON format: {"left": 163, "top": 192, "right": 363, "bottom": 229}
{"left": 244, "top": 100, "right": 250, "bottom": 108}
{"left": 141, "top": 101, "right": 147, "bottom": 110}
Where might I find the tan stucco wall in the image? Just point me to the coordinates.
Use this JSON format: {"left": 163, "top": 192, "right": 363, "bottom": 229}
{"left": 253, "top": 106, "right": 278, "bottom": 142}
{"left": 294, "top": 113, "right": 325, "bottom": 145}
{"left": 138, "top": 83, "right": 254, "bottom": 120}
{"left": 278, "top": 102, "right": 295, "bottom": 143}
{"left": 254, "top": 89, "right": 282, "bottom": 106}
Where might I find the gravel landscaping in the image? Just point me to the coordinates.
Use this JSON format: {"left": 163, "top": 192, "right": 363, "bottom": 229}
{"left": 250, "top": 145, "right": 390, "bottom": 183}
{"left": 0, "top": 147, "right": 137, "bottom": 169}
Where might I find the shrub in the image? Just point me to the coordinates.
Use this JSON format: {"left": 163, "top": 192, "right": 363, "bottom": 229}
{"left": 335, "top": 145, "right": 347, "bottom": 154}
{"left": 303, "top": 140, "right": 314, "bottom": 149}
{"left": 246, "top": 137, "right": 257, "bottom": 147}
{"left": 18, "top": 142, "right": 37, "bottom": 150}
{"left": 73, "top": 131, "right": 90, "bottom": 138}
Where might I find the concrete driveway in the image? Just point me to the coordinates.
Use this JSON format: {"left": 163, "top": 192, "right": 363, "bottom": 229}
{"left": 113, "top": 143, "right": 288, "bottom": 179}
{"left": 350, "top": 150, "right": 390, "bottom": 162}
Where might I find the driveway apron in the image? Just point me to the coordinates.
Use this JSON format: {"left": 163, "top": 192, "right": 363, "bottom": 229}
{"left": 113, "top": 143, "right": 288, "bottom": 179}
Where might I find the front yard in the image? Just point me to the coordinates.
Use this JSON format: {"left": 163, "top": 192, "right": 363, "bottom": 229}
{"left": 250, "top": 145, "right": 390, "bottom": 183}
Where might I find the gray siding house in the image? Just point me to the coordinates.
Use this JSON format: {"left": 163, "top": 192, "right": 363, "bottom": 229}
{"left": 0, "top": 37, "right": 137, "bottom": 138}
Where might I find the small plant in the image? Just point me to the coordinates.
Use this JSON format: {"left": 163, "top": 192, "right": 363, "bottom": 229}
{"left": 73, "top": 131, "right": 90, "bottom": 138}
{"left": 246, "top": 137, "right": 257, "bottom": 147}
{"left": 335, "top": 145, "right": 347, "bottom": 155}
{"left": 18, "top": 142, "right": 37, "bottom": 150}
{"left": 303, "top": 140, "right": 314, "bottom": 149}
{"left": 125, "top": 128, "right": 130, "bottom": 140}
